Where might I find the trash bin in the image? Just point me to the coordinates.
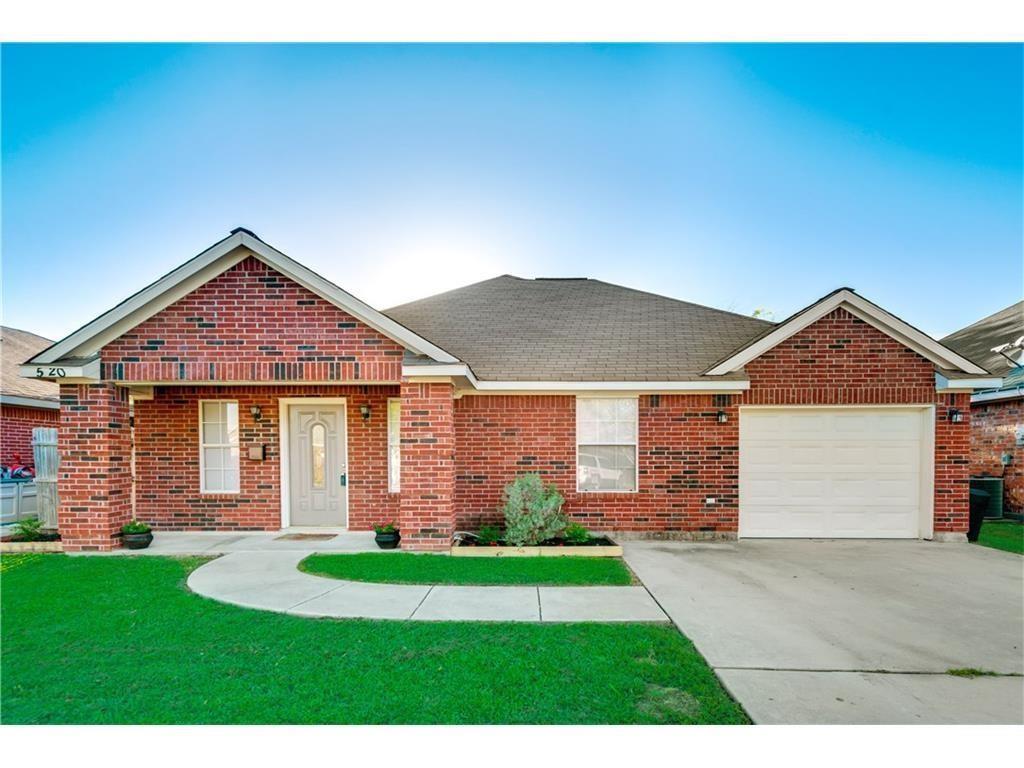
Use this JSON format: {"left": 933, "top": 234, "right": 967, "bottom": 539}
{"left": 968, "top": 488, "right": 989, "bottom": 542}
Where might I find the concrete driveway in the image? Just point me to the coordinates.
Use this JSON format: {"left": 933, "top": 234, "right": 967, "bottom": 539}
{"left": 623, "top": 539, "right": 1024, "bottom": 724}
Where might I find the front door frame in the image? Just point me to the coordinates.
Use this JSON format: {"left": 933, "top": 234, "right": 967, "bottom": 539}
{"left": 278, "top": 397, "right": 349, "bottom": 529}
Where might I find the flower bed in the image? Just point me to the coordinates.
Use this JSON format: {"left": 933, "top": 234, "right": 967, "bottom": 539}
{"left": 451, "top": 535, "right": 623, "bottom": 558}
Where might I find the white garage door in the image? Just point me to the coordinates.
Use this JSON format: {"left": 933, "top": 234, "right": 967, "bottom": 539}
{"left": 739, "top": 408, "right": 929, "bottom": 539}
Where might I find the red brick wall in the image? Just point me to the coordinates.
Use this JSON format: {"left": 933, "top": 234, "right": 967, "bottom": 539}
{"left": 399, "top": 381, "right": 456, "bottom": 550}
{"left": 101, "top": 256, "right": 404, "bottom": 383}
{"left": 451, "top": 308, "right": 970, "bottom": 536}
{"left": 454, "top": 394, "right": 737, "bottom": 533}
{"left": 133, "top": 385, "right": 399, "bottom": 531}
{"left": 58, "top": 383, "right": 132, "bottom": 551}
{"left": 0, "top": 404, "right": 59, "bottom": 467}
{"left": 970, "top": 397, "right": 1024, "bottom": 515}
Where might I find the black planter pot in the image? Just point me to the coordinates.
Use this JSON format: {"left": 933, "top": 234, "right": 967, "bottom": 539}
{"left": 123, "top": 532, "right": 153, "bottom": 550}
{"left": 375, "top": 531, "right": 401, "bottom": 550}
{"left": 968, "top": 489, "right": 989, "bottom": 543}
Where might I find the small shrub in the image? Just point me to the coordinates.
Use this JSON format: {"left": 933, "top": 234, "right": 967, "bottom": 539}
{"left": 564, "top": 523, "right": 591, "bottom": 545}
{"left": 121, "top": 519, "right": 151, "bottom": 535}
{"left": 477, "top": 525, "right": 503, "bottom": 545}
{"left": 502, "top": 474, "right": 567, "bottom": 546}
{"left": 374, "top": 522, "right": 398, "bottom": 535}
{"left": 13, "top": 518, "right": 44, "bottom": 542}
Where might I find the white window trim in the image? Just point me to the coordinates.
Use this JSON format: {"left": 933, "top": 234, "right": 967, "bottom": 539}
{"left": 387, "top": 397, "right": 401, "bottom": 493}
{"left": 575, "top": 395, "right": 639, "bottom": 494}
{"left": 198, "top": 399, "right": 240, "bottom": 494}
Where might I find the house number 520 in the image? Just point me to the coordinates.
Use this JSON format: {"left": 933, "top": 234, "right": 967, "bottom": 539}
{"left": 35, "top": 367, "right": 66, "bottom": 378}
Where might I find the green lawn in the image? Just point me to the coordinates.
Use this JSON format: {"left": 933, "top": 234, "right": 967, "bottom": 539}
{"left": 301, "top": 552, "right": 634, "bottom": 585}
{"left": 0, "top": 555, "right": 747, "bottom": 724}
{"left": 976, "top": 519, "right": 1024, "bottom": 555}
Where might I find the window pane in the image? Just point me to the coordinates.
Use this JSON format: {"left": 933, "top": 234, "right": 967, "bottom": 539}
{"left": 203, "top": 420, "right": 224, "bottom": 445}
{"left": 225, "top": 402, "right": 239, "bottom": 444}
{"left": 597, "top": 421, "right": 617, "bottom": 443}
{"left": 577, "top": 445, "right": 636, "bottom": 492}
{"left": 202, "top": 401, "right": 223, "bottom": 425}
{"left": 204, "top": 447, "right": 223, "bottom": 470}
{"left": 616, "top": 421, "right": 636, "bottom": 443}
{"left": 223, "top": 469, "right": 239, "bottom": 493}
{"left": 311, "top": 423, "right": 326, "bottom": 489}
{"left": 617, "top": 399, "right": 637, "bottom": 420}
{"left": 389, "top": 445, "right": 401, "bottom": 492}
{"left": 204, "top": 468, "right": 223, "bottom": 492}
{"left": 577, "top": 419, "right": 598, "bottom": 444}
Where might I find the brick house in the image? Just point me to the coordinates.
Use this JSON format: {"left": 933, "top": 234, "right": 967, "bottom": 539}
{"left": 21, "top": 229, "right": 999, "bottom": 551}
{"left": 2, "top": 326, "right": 60, "bottom": 469}
{"left": 942, "top": 302, "right": 1024, "bottom": 516}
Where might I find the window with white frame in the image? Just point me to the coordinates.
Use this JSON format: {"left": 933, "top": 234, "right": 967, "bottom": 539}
{"left": 576, "top": 397, "right": 637, "bottom": 492}
{"left": 200, "top": 401, "right": 240, "bottom": 493}
{"left": 387, "top": 398, "right": 401, "bottom": 492}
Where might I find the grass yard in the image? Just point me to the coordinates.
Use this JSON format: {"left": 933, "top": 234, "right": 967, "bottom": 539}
{"left": 976, "top": 519, "right": 1024, "bottom": 555}
{"left": 301, "top": 552, "right": 634, "bottom": 585}
{"left": 0, "top": 554, "right": 747, "bottom": 724}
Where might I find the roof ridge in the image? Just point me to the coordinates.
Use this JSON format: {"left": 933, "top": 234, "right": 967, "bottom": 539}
{"left": 384, "top": 274, "right": 522, "bottom": 313}
{"left": 584, "top": 278, "right": 776, "bottom": 326}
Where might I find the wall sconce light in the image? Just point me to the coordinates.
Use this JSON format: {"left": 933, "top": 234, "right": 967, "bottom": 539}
{"left": 716, "top": 410, "right": 729, "bottom": 424}
{"left": 949, "top": 408, "right": 963, "bottom": 423}
{"left": 249, "top": 405, "right": 263, "bottom": 422}
{"left": 360, "top": 404, "right": 371, "bottom": 422}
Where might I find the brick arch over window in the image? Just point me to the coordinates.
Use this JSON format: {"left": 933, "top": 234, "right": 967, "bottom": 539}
{"left": 101, "top": 257, "right": 405, "bottom": 383}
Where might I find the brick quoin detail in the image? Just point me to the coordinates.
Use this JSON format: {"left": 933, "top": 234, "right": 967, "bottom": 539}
{"left": 101, "top": 256, "right": 404, "bottom": 383}
{"left": 969, "top": 398, "right": 1023, "bottom": 515}
{"left": 133, "top": 385, "right": 399, "bottom": 531}
{"left": 58, "top": 383, "right": 132, "bottom": 551}
{"left": 399, "top": 381, "right": 456, "bottom": 550}
{"left": 0, "top": 405, "right": 59, "bottom": 467}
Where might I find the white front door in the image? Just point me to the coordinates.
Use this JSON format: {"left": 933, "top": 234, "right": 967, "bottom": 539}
{"left": 288, "top": 404, "right": 347, "bottom": 527}
{"left": 739, "top": 407, "right": 928, "bottom": 538}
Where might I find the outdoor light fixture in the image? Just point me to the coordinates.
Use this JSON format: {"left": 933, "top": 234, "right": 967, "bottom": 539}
{"left": 716, "top": 410, "right": 728, "bottom": 423}
{"left": 249, "top": 405, "right": 262, "bottom": 422}
{"left": 949, "top": 408, "right": 964, "bottom": 423}
{"left": 360, "top": 404, "right": 371, "bottom": 421}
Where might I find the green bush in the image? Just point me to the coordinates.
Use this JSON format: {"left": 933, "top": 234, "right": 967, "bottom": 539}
{"left": 502, "top": 474, "right": 567, "bottom": 546}
{"left": 13, "top": 518, "right": 44, "bottom": 542}
{"left": 477, "top": 525, "right": 503, "bottom": 545}
{"left": 121, "top": 519, "right": 151, "bottom": 535}
{"left": 374, "top": 522, "right": 398, "bottom": 535}
{"left": 564, "top": 523, "right": 591, "bottom": 544}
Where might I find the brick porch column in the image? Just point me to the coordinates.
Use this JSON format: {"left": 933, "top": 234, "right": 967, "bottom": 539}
{"left": 933, "top": 392, "right": 971, "bottom": 540}
{"left": 399, "top": 380, "right": 456, "bottom": 551}
{"left": 58, "top": 382, "right": 133, "bottom": 551}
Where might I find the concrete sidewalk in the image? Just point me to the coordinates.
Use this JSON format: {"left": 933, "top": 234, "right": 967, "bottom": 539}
{"left": 186, "top": 549, "right": 669, "bottom": 623}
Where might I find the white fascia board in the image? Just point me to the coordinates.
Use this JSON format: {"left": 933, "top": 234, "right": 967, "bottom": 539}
{"left": 238, "top": 233, "right": 459, "bottom": 363}
{"left": 28, "top": 233, "right": 250, "bottom": 365}
{"left": 971, "top": 388, "right": 1023, "bottom": 404}
{"left": 19, "top": 358, "right": 101, "bottom": 383}
{"left": 705, "top": 290, "right": 990, "bottom": 377}
{"left": 935, "top": 372, "right": 1004, "bottom": 391}
{"left": 0, "top": 394, "right": 60, "bottom": 410}
{"left": 401, "top": 363, "right": 750, "bottom": 392}
{"left": 28, "top": 231, "right": 460, "bottom": 367}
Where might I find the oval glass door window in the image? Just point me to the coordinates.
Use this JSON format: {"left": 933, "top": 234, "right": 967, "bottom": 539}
{"left": 311, "top": 423, "right": 326, "bottom": 489}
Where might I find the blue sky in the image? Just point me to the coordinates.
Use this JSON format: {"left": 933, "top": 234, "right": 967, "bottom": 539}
{"left": 2, "top": 43, "right": 1021, "bottom": 341}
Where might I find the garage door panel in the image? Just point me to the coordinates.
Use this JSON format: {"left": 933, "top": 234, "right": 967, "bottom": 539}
{"left": 740, "top": 408, "right": 925, "bottom": 539}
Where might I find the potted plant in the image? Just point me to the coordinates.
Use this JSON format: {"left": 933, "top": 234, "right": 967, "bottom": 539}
{"left": 121, "top": 519, "right": 153, "bottom": 550}
{"left": 374, "top": 522, "right": 401, "bottom": 549}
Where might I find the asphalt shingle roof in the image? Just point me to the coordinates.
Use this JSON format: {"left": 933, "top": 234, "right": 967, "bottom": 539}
{"left": 385, "top": 276, "right": 774, "bottom": 381}
{"left": 941, "top": 301, "right": 1024, "bottom": 376}
{"left": 1, "top": 326, "right": 59, "bottom": 403}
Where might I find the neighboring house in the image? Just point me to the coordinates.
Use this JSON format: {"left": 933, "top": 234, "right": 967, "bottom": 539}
{"left": 1, "top": 326, "right": 60, "bottom": 468}
{"left": 942, "top": 301, "right": 1024, "bottom": 516}
{"left": 21, "top": 229, "right": 997, "bottom": 551}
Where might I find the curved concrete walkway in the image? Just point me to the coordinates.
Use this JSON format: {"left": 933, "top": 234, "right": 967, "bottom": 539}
{"left": 187, "top": 551, "right": 668, "bottom": 623}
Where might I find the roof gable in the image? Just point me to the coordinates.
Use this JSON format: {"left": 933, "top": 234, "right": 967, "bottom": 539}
{"left": 27, "top": 229, "right": 459, "bottom": 367}
{"left": 704, "top": 288, "right": 990, "bottom": 377}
